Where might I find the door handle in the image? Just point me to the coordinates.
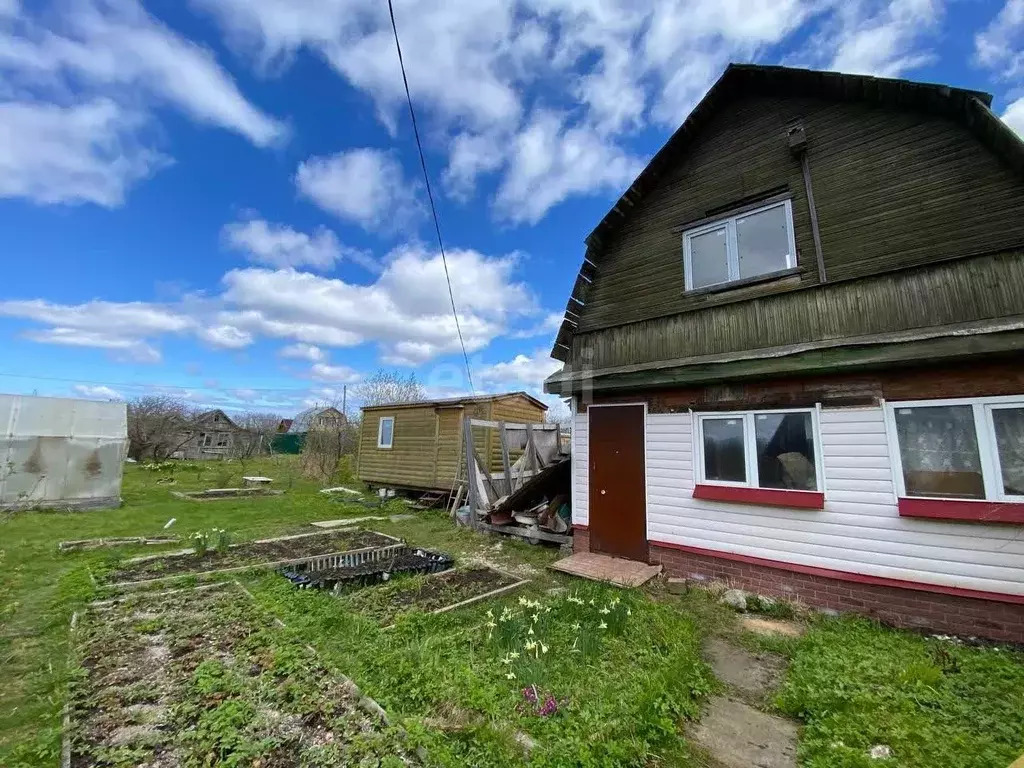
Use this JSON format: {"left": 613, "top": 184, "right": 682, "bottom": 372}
{"left": 600, "top": 489, "right": 606, "bottom": 495}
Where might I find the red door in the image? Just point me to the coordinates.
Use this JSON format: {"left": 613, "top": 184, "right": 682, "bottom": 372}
{"left": 588, "top": 405, "right": 647, "bottom": 562}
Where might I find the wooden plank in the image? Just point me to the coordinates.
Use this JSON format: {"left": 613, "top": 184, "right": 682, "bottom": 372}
{"left": 476, "top": 522, "right": 573, "bottom": 545}
{"left": 800, "top": 151, "right": 827, "bottom": 284}
{"left": 469, "top": 419, "right": 558, "bottom": 430}
{"left": 463, "top": 415, "right": 478, "bottom": 529}
{"left": 498, "top": 422, "right": 513, "bottom": 496}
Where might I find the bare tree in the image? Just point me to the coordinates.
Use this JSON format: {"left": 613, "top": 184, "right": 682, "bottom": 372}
{"left": 126, "top": 396, "right": 196, "bottom": 461}
{"left": 352, "top": 370, "right": 425, "bottom": 407}
{"left": 233, "top": 411, "right": 283, "bottom": 458}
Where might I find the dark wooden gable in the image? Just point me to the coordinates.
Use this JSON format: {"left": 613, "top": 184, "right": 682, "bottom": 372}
{"left": 551, "top": 64, "right": 1024, "bottom": 362}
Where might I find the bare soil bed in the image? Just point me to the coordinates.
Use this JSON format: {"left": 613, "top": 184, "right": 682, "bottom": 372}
{"left": 100, "top": 530, "right": 397, "bottom": 585}
{"left": 343, "top": 566, "right": 525, "bottom": 625}
{"left": 67, "top": 583, "right": 412, "bottom": 767}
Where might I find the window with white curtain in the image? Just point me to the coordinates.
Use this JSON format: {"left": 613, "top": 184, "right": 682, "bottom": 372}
{"left": 887, "top": 397, "right": 1024, "bottom": 501}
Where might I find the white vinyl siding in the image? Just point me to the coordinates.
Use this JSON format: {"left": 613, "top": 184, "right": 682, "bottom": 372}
{"left": 627, "top": 407, "right": 1024, "bottom": 597}
{"left": 571, "top": 412, "right": 588, "bottom": 526}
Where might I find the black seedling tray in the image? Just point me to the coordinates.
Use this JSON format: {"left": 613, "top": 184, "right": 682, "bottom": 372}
{"left": 280, "top": 547, "right": 454, "bottom": 591}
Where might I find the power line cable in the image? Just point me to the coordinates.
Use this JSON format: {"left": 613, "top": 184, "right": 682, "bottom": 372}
{"left": 385, "top": 0, "right": 475, "bottom": 394}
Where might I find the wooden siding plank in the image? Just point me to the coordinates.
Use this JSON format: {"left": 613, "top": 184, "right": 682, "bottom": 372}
{"left": 569, "top": 93, "right": 1024, "bottom": 371}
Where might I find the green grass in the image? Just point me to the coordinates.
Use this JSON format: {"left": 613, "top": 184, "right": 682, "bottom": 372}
{"left": 5, "top": 457, "right": 1024, "bottom": 767}
{"left": 775, "top": 616, "right": 1024, "bottom": 767}
{"left": 0, "top": 458, "right": 712, "bottom": 767}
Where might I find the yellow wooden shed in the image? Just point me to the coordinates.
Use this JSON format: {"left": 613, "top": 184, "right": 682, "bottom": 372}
{"left": 356, "top": 392, "right": 548, "bottom": 493}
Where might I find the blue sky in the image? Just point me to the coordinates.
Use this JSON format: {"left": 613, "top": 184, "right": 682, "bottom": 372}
{"left": 1, "top": 0, "right": 1023, "bottom": 419}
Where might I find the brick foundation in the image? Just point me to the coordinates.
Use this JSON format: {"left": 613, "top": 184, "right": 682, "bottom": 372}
{"left": 648, "top": 542, "right": 1024, "bottom": 643}
{"left": 573, "top": 526, "right": 590, "bottom": 554}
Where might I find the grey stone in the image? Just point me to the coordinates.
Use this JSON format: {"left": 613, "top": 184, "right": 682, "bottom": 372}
{"left": 721, "top": 589, "right": 748, "bottom": 611}
{"left": 756, "top": 595, "right": 777, "bottom": 610}
{"left": 686, "top": 696, "right": 797, "bottom": 768}
{"left": 870, "top": 745, "right": 893, "bottom": 760}
{"left": 667, "top": 578, "right": 688, "bottom": 595}
{"left": 705, "top": 637, "right": 786, "bottom": 700}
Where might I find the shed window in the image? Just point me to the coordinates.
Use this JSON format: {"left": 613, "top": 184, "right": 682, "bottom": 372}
{"left": 377, "top": 417, "right": 394, "bottom": 449}
{"left": 199, "top": 433, "right": 212, "bottom": 447}
{"left": 682, "top": 199, "right": 796, "bottom": 290}
{"left": 216, "top": 432, "right": 229, "bottom": 448}
{"left": 888, "top": 397, "right": 1024, "bottom": 502}
{"left": 697, "top": 409, "right": 820, "bottom": 491}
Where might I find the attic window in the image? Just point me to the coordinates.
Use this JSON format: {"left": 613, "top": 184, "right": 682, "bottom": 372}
{"left": 682, "top": 199, "right": 796, "bottom": 291}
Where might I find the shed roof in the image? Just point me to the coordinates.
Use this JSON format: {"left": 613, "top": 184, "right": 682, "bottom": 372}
{"left": 360, "top": 391, "right": 548, "bottom": 412}
{"left": 550, "top": 63, "right": 1024, "bottom": 362}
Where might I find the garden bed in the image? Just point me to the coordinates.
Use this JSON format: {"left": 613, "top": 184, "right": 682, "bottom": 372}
{"left": 343, "top": 566, "right": 527, "bottom": 625}
{"left": 171, "top": 487, "right": 283, "bottom": 500}
{"left": 64, "top": 583, "right": 412, "bottom": 767}
{"left": 99, "top": 530, "right": 403, "bottom": 587}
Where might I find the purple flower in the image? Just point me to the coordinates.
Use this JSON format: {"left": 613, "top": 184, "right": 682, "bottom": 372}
{"left": 539, "top": 696, "right": 558, "bottom": 716}
{"left": 522, "top": 686, "right": 538, "bottom": 704}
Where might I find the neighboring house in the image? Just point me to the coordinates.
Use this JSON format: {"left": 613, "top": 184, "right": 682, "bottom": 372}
{"left": 287, "top": 407, "right": 345, "bottom": 433}
{"left": 357, "top": 393, "right": 548, "bottom": 492}
{"left": 545, "top": 64, "right": 1024, "bottom": 643}
{"left": 276, "top": 419, "right": 294, "bottom": 433}
{"left": 175, "top": 410, "right": 257, "bottom": 460}
{"left": 0, "top": 394, "right": 127, "bottom": 511}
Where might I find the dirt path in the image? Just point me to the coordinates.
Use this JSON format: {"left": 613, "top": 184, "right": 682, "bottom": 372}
{"left": 687, "top": 618, "right": 804, "bottom": 768}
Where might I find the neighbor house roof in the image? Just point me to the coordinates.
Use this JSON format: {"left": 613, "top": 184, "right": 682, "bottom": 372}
{"left": 360, "top": 391, "right": 548, "bottom": 412}
{"left": 550, "top": 63, "right": 1024, "bottom": 362}
{"left": 196, "top": 409, "right": 239, "bottom": 428}
{"left": 286, "top": 406, "right": 344, "bottom": 433}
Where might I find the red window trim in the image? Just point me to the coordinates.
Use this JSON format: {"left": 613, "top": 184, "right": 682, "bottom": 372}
{"left": 898, "top": 497, "right": 1024, "bottom": 524}
{"left": 693, "top": 484, "right": 824, "bottom": 509}
{"left": 649, "top": 539, "right": 1024, "bottom": 605}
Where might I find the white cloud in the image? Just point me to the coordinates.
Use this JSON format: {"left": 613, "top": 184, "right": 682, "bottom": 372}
{"left": 221, "top": 244, "right": 535, "bottom": 364}
{"left": 295, "top": 148, "right": 421, "bottom": 233}
{"left": 24, "top": 327, "right": 162, "bottom": 362}
{"left": 0, "top": 0, "right": 285, "bottom": 147}
{"left": 494, "top": 110, "right": 644, "bottom": 225}
{"left": 0, "top": 0, "right": 284, "bottom": 207}
{"left": 197, "top": 324, "right": 253, "bottom": 349}
{"left": 823, "top": 0, "right": 943, "bottom": 78}
{"left": 0, "top": 99, "right": 168, "bottom": 206}
{"left": 280, "top": 342, "right": 326, "bottom": 362}
{"left": 0, "top": 297, "right": 190, "bottom": 362}
{"left": 1003, "top": 96, "right": 1024, "bottom": 136}
{"left": 975, "top": 0, "right": 1024, "bottom": 80}
{"left": 477, "top": 350, "right": 562, "bottom": 392}
{"left": 73, "top": 384, "right": 122, "bottom": 400}
{"left": 310, "top": 362, "right": 361, "bottom": 383}
{"left": 510, "top": 312, "right": 563, "bottom": 339}
{"left": 196, "top": 0, "right": 849, "bottom": 224}
{"left": 223, "top": 218, "right": 373, "bottom": 271}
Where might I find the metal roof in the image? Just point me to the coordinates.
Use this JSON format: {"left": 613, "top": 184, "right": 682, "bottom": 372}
{"left": 360, "top": 391, "right": 548, "bottom": 412}
{"left": 549, "top": 63, "right": 1024, "bottom": 362}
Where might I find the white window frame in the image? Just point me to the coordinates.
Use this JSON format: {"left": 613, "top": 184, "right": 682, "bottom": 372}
{"left": 682, "top": 199, "right": 797, "bottom": 291}
{"left": 693, "top": 407, "right": 824, "bottom": 491}
{"left": 884, "top": 395, "right": 1024, "bottom": 503}
{"left": 377, "top": 416, "right": 395, "bottom": 449}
